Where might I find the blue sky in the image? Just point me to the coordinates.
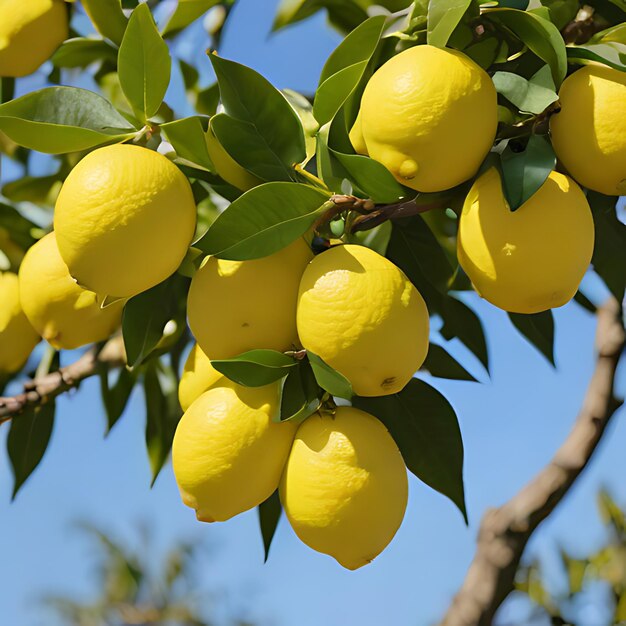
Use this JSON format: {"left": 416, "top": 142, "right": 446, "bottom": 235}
{"left": 1, "top": 1, "right": 626, "bottom": 625}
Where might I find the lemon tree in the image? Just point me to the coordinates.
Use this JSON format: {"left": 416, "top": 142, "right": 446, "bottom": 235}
{"left": 0, "top": 0, "right": 624, "bottom": 581}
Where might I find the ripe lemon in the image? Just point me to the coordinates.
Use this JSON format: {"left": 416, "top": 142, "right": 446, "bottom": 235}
{"left": 54, "top": 144, "right": 196, "bottom": 299}
{"left": 0, "top": 271, "right": 39, "bottom": 373}
{"left": 205, "top": 119, "right": 262, "bottom": 191}
{"left": 457, "top": 168, "right": 594, "bottom": 314}
{"left": 280, "top": 407, "right": 408, "bottom": 570}
{"left": 297, "top": 244, "right": 429, "bottom": 397}
{"left": 178, "top": 343, "right": 223, "bottom": 411}
{"left": 353, "top": 45, "right": 497, "bottom": 193}
{"left": 550, "top": 65, "right": 626, "bottom": 196}
{"left": 187, "top": 238, "right": 312, "bottom": 360}
{"left": 19, "top": 232, "right": 123, "bottom": 350}
{"left": 172, "top": 381, "right": 297, "bottom": 522}
{"left": 0, "top": 0, "right": 68, "bottom": 77}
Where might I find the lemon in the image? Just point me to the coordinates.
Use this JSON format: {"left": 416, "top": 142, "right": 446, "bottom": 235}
{"left": 172, "top": 381, "right": 297, "bottom": 522}
{"left": 280, "top": 406, "right": 408, "bottom": 570}
{"left": 54, "top": 144, "right": 197, "bottom": 299}
{"left": 178, "top": 343, "right": 223, "bottom": 411}
{"left": 0, "top": 271, "right": 39, "bottom": 373}
{"left": 297, "top": 244, "right": 429, "bottom": 397}
{"left": 353, "top": 45, "right": 497, "bottom": 193}
{"left": 457, "top": 168, "right": 594, "bottom": 314}
{"left": 19, "top": 232, "right": 123, "bottom": 350}
{"left": 187, "top": 238, "right": 312, "bottom": 360}
{"left": 550, "top": 65, "right": 626, "bottom": 196}
{"left": 205, "top": 119, "right": 262, "bottom": 191}
{"left": 0, "top": 0, "right": 68, "bottom": 77}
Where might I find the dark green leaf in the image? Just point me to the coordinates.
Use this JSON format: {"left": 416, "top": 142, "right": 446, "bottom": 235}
{"left": 427, "top": 0, "right": 473, "bottom": 48}
{"left": 52, "top": 38, "right": 118, "bottom": 69}
{"left": 279, "top": 360, "right": 321, "bottom": 422}
{"left": 492, "top": 67, "right": 559, "bottom": 114}
{"left": 509, "top": 310, "right": 555, "bottom": 366}
{"left": 485, "top": 8, "right": 567, "bottom": 86}
{"left": 0, "top": 203, "right": 37, "bottom": 252}
{"left": 211, "top": 350, "right": 297, "bottom": 387}
{"left": 82, "top": 0, "right": 128, "bottom": 45}
{"left": 353, "top": 378, "right": 467, "bottom": 521}
{"left": 161, "top": 116, "right": 213, "bottom": 170}
{"left": 100, "top": 366, "right": 138, "bottom": 432}
{"left": 307, "top": 352, "right": 353, "bottom": 400}
{"left": 0, "top": 87, "right": 136, "bottom": 153}
{"left": 2, "top": 175, "right": 61, "bottom": 205}
{"left": 163, "top": 0, "right": 221, "bottom": 37}
{"left": 257, "top": 490, "right": 282, "bottom": 562}
{"left": 118, "top": 3, "right": 171, "bottom": 120}
{"left": 566, "top": 42, "right": 626, "bottom": 71}
{"left": 1, "top": 77, "right": 15, "bottom": 104}
{"left": 209, "top": 54, "right": 305, "bottom": 173}
{"left": 422, "top": 344, "right": 477, "bottom": 381}
{"left": 195, "top": 182, "right": 329, "bottom": 260}
{"left": 314, "top": 61, "right": 368, "bottom": 126}
{"left": 541, "top": 0, "right": 578, "bottom": 29}
{"left": 8, "top": 401, "right": 55, "bottom": 498}
{"left": 500, "top": 135, "right": 556, "bottom": 211}
{"left": 272, "top": 0, "right": 369, "bottom": 33}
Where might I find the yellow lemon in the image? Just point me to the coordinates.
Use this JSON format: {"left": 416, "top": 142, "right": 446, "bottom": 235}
{"left": 0, "top": 0, "right": 68, "bottom": 77}
{"left": 172, "top": 381, "right": 297, "bottom": 522}
{"left": 550, "top": 65, "right": 626, "bottom": 196}
{"left": 18, "top": 232, "right": 123, "bottom": 350}
{"left": 457, "top": 168, "right": 594, "bottom": 314}
{"left": 0, "top": 271, "right": 39, "bottom": 373}
{"left": 205, "top": 119, "right": 262, "bottom": 191}
{"left": 280, "top": 406, "right": 408, "bottom": 570}
{"left": 296, "top": 244, "right": 429, "bottom": 397}
{"left": 178, "top": 343, "right": 223, "bottom": 411}
{"left": 54, "top": 144, "right": 196, "bottom": 299}
{"left": 187, "top": 238, "right": 313, "bottom": 360}
{"left": 353, "top": 45, "right": 497, "bottom": 192}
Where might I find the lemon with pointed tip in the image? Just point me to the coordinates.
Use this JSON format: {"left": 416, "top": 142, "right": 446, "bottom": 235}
{"left": 0, "top": 271, "right": 39, "bottom": 374}
{"left": 280, "top": 407, "right": 408, "bottom": 570}
{"left": 0, "top": 0, "right": 68, "bottom": 78}
{"left": 296, "top": 244, "right": 429, "bottom": 397}
{"left": 19, "top": 233, "right": 123, "bottom": 350}
{"left": 550, "top": 65, "right": 626, "bottom": 196}
{"left": 205, "top": 119, "right": 262, "bottom": 191}
{"left": 457, "top": 168, "right": 594, "bottom": 314}
{"left": 178, "top": 343, "right": 223, "bottom": 411}
{"left": 54, "top": 144, "right": 197, "bottom": 299}
{"left": 188, "top": 238, "right": 313, "bottom": 360}
{"left": 172, "top": 381, "right": 297, "bottom": 522}
{"left": 352, "top": 45, "right": 497, "bottom": 192}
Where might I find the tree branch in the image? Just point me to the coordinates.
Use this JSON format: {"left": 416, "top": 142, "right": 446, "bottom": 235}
{"left": 441, "top": 298, "right": 625, "bottom": 626}
{"left": 0, "top": 336, "right": 126, "bottom": 424}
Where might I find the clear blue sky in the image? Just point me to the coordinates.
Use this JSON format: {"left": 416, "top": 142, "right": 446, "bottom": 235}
{"left": 1, "top": 2, "right": 625, "bottom": 625}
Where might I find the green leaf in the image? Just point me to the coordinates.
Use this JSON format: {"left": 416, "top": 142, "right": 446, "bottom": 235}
{"left": 422, "top": 344, "right": 477, "bottom": 381}
{"left": 485, "top": 8, "right": 567, "bottom": 87}
{"left": 509, "top": 310, "right": 555, "bottom": 366}
{"left": 0, "top": 87, "right": 136, "bottom": 153}
{"left": 279, "top": 360, "right": 321, "bottom": 422}
{"left": 590, "top": 23, "right": 626, "bottom": 45}
{"left": 8, "top": 401, "right": 55, "bottom": 498}
{"left": 588, "top": 193, "right": 626, "bottom": 302}
{"left": 82, "top": 0, "right": 128, "bottom": 45}
{"left": 541, "top": 0, "right": 579, "bottom": 29}
{"left": 1, "top": 77, "right": 15, "bottom": 104}
{"left": 307, "top": 352, "right": 353, "bottom": 400}
{"left": 2, "top": 175, "right": 61, "bottom": 205}
{"left": 118, "top": 3, "right": 172, "bottom": 121}
{"left": 211, "top": 350, "right": 297, "bottom": 387}
{"left": 52, "top": 38, "right": 118, "bottom": 69}
{"left": 257, "top": 490, "right": 282, "bottom": 562}
{"left": 195, "top": 182, "right": 329, "bottom": 260}
{"left": 272, "top": 0, "right": 369, "bottom": 33}
{"left": 122, "top": 274, "right": 187, "bottom": 367}
{"left": 144, "top": 360, "right": 182, "bottom": 484}
{"left": 492, "top": 67, "right": 559, "bottom": 114}
{"left": 209, "top": 54, "right": 305, "bottom": 175}
{"left": 161, "top": 116, "right": 213, "bottom": 170}
{"left": 500, "top": 135, "right": 556, "bottom": 211}
{"left": 353, "top": 378, "right": 467, "bottom": 521}
{"left": 566, "top": 42, "right": 626, "bottom": 71}
{"left": 427, "top": 0, "right": 473, "bottom": 48}
{"left": 163, "top": 0, "right": 221, "bottom": 37}
{"left": 100, "top": 366, "right": 138, "bottom": 432}
{"left": 314, "top": 62, "right": 368, "bottom": 126}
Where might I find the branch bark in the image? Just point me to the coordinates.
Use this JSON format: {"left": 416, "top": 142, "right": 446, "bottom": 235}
{"left": 0, "top": 336, "right": 126, "bottom": 424}
{"left": 441, "top": 298, "right": 625, "bottom": 626}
